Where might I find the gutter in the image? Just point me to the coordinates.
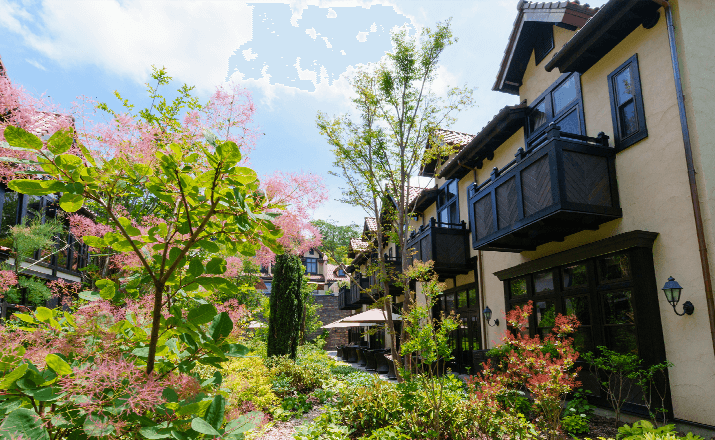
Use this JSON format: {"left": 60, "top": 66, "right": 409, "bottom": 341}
{"left": 654, "top": 0, "right": 715, "bottom": 354}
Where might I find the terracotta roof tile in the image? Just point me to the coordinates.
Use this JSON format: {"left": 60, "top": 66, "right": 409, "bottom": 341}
{"left": 364, "top": 217, "right": 378, "bottom": 232}
{"left": 324, "top": 263, "right": 348, "bottom": 281}
{"left": 350, "top": 238, "right": 369, "bottom": 252}
{"left": 433, "top": 129, "right": 475, "bottom": 148}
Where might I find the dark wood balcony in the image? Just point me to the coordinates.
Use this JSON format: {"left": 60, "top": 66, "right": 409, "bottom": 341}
{"left": 468, "top": 125, "right": 621, "bottom": 252}
{"left": 406, "top": 218, "right": 471, "bottom": 276}
{"left": 339, "top": 276, "right": 372, "bottom": 310}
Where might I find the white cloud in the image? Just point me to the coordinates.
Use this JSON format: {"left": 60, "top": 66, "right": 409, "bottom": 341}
{"left": 356, "top": 31, "right": 369, "bottom": 42}
{"left": 242, "top": 48, "right": 258, "bottom": 61}
{"left": 326, "top": 7, "right": 337, "bottom": 18}
{"left": 305, "top": 27, "right": 318, "bottom": 39}
{"left": 1, "top": 0, "right": 254, "bottom": 93}
{"left": 321, "top": 36, "right": 332, "bottom": 49}
{"left": 341, "top": 50, "right": 346, "bottom": 55}
{"left": 370, "top": 22, "right": 377, "bottom": 32}
{"left": 25, "top": 58, "right": 47, "bottom": 71}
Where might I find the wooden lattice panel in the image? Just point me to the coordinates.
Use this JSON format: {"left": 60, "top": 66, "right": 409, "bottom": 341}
{"left": 563, "top": 151, "right": 611, "bottom": 207}
{"left": 420, "top": 236, "right": 432, "bottom": 262}
{"left": 521, "top": 155, "right": 553, "bottom": 217}
{"left": 435, "top": 233, "right": 466, "bottom": 265}
{"left": 496, "top": 177, "right": 518, "bottom": 230}
{"left": 474, "top": 195, "right": 494, "bottom": 240}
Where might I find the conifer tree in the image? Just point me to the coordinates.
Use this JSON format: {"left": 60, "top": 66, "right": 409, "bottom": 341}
{"left": 267, "top": 254, "right": 304, "bottom": 359}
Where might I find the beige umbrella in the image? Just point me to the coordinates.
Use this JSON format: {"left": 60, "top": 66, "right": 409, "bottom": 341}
{"left": 340, "top": 309, "right": 401, "bottom": 323}
{"left": 247, "top": 321, "right": 266, "bottom": 329}
{"left": 321, "top": 317, "right": 376, "bottom": 328}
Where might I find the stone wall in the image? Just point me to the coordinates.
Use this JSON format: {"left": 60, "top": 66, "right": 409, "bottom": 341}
{"left": 308, "top": 294, "right": 352, "bottom": 350}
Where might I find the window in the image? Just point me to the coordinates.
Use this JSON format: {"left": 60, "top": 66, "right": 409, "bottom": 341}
{"left": 437, "top": 179, "right": 459, "bottom": 227}
{"left": 607, "top": 54, "right": 647, "bottom": 150}
{"left": 526, "top": 73, "right": 585, "bottom": 148}
{"left": 337, "top": 268, "right": 345, "bottom": 277}
{"left": 436, "top": 283, "right": 482, "bottom": 374}
{"left": 305, "top": 258, "right": 318, "bottom": 274}
{"left": 534, "top": 25, "right": 554, "bottom": 66}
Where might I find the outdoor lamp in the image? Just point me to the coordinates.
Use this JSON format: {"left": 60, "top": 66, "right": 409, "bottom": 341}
{"left": 662, "top": 276, "right": 694, "bottom": 316}
{"left": 483, "top": 306, "right": 499, "bottom": 327}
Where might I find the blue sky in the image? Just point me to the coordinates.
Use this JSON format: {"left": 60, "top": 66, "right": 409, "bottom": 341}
{"left": 0, "top": 0, "right": 606, "bottom": 226}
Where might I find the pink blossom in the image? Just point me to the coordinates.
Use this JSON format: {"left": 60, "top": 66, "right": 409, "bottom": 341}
{"left": 68, "top": 214, "right": 114, "bottom": 247}
{"left": 0, "top": 270, "right": 18, "bottom": 298}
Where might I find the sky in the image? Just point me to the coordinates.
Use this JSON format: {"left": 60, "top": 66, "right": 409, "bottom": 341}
{"left": 0, "top": 0, "right": 607, "bottom": 226}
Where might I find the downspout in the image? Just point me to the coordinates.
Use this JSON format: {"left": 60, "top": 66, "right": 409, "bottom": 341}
{"left": 478, "top": 250, "right": 488, "bottom": 349}
{"left": 652, "top": 0, "right": 715, "bottom": 354}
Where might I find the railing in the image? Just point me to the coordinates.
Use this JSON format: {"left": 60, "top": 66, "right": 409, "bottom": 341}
{"left": 468, "top": 124, "right": 621, "bottom": 251}
{"left": 339, "top": 276, "right": 372, "bottom": 310}
{"left": 406, "top": 218, "right": 471, "bottom": 276}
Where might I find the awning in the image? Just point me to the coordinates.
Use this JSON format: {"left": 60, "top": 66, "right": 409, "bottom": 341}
{"left": 247, "top": 321, "right": 266, "bottom": 329}
{"left": 341, "top": 309, "right": 402, "bottom": 323}
{"left": 321, "top": 317, "right": 376, "bottom": 328}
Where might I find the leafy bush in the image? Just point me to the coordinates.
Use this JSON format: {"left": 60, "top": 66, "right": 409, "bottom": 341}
{"left": 223, "top": 356, "right": 279, "bottom": 412}
{"left": 336, "top": 376, "right": 402, "bottom": 435}
{"left": 358, "top": 425, "right": 411, "bottom": 440}
{"left": 562, "top": 414, "right": 590, "bottom": 435}
{"left": 293, "top": 410, "right": 352, "bottom": 440}
{"left": 267, "top": 356, "right": 322, "bottom": 394}
{"left": 496, "top": 389, "right": 532, "bottom": 416}
{"left": 617, "top": 421, "right": 704, "bottom": 440}
{"left": 565, "top": 389, "right": 596, "bottom": 419}
{"left": 281, "top": 394, "right": 313, "bottom": 415}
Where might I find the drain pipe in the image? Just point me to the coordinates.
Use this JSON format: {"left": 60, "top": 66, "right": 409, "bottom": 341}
{"left": 478, "top": 250, "right": 488, "bottom": 349}
{"left": 652, "top": 0, "right": 715, "bottom": 354}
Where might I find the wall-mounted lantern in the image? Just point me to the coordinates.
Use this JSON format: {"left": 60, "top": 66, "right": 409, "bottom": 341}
{"left": 482, "top": 306, "right": 500, "bottom": 327}
{"left": 662, "top": 276, "right": 694, "bottom": 316}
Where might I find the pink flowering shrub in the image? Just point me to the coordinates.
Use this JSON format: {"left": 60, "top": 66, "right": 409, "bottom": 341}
{"left": 0, "top": 270, "right": 18, "bottom": 299}
{"left": 470, "top": 301, "right": 581, "bottom": 439}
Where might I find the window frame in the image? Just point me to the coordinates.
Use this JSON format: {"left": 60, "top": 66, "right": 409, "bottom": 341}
{"left": 607, "top": 54, "right": 648, "bottom": 151}
{"left": 436, "top": 179, "right": 460, "bottom": 227}
{"left": 525, "top": 73, "right": 586, "bottom": 148}
{"left": 304, "top": 257, "right": 318, "bottom": 274}
{"left": 534, "top": 25, "right": 555, "bottom": 66}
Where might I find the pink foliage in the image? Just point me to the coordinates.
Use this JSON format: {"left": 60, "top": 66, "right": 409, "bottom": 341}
{"left": 256, "top": 171, "right": 327, "bottom": 266}
{"left": 0, "top": 270, "right": 18, "bottom": 298}
{"left": 68, "top": 214, "right": 114, "bottom": 246}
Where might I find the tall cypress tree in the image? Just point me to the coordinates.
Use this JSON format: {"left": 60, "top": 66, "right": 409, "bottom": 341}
{"left": 267, "top": 254, "right": 303, "bottom": 359}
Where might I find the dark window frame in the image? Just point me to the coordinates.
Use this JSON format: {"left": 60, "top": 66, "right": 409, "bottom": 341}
{"left": 525, "top": 72, "right": 587, "bottom": 148}
{"left": 607, "top": 54, "right": 648, "bottom": 151}
{"left": 436, "top": 179, "right": 460, "bottom": 226}
{"left": 436, "top": 283, "right": 483, "bottom": 374}
{"left": 534, "top": 25, "right": 555, "bottom": 66}
{"left": 304, "top": 257, "right": 318, "bottom": 274}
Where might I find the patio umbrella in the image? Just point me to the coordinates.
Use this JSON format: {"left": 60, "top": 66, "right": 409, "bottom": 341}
{"left": 340, "top": 308, "right": 401, "bottom": 323}
{"left": 321, "top": 318, "right": 376, "bottom": 328}
{"left": 247, "top": 321, "right": 266, "bottom": 329}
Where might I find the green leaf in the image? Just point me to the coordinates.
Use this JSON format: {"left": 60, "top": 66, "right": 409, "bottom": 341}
{"left": 217, "top": 140, "right": 241, "bottom": 163}
{"left": 197, "top": 239, "right": 220, "bottom": 253}
{"left": 8, "top": 179, "right": 66, "bottom": 196}
{"left": 187, "top": 304, "right": 217, "bottom": 326}
{"left": 47, "top": 129, "right": 73, "bottom": 155}
{"left": 205, "top": 257, "right": 226, "bottom": 275}
{"left": 223, "top": 343, "right": 250, "bottom": 358}
{"left": 78, "top": 143, "right": 97, "bottom": 166}
{"left": 55, "top": 154, "right": 83, "bottom": 170}
{"left": 233, "top": 167, "right": 258, "bottom": 185}
{"left": 175, "top": 399, "right": 211, "bottom": 417}
{"left": 162, "top": 387, "right": 179, "bottom": 403}
{"left": 187, "top": 258, "right": 204, "bottom": 278}
{"left": 81, "top": 235, "right": 105, "bottom": 248}
{"left": 13, "top": 313, "right": 36, "bottom": 324}
{"left": 204, "top": 395, "right": 225, "bottom": 431}
{"left": 209, "top": 312, "right": 233, "bottom": 342}
{"left": 34, "top": 307, "right": 52, "bottom": 322}
{"left": 45, "top": 354, "right": 73, "bottom": 376}
{"left": 84, "top": 415, "right": 114, "bottom": 436}
{"left": 0, "top": 408, "right": 50, "bottom": 440}
{"left": 3, "top": 126, "right": 43, "bottom": 150}
{"left": 78, "top": 290, "right": 101, "bottom": 301}
{"left": 0, "top": 364, "right": 28, "bottom": 390}
{"left": 59, "top": 193, "right": 85, "bottom": 212}
{"left": 190, "top": 417, "right": 221, "bottom": 436}
{"left": 139, "top": 425, "right": 172, "bottom": 439}
{"left": 118, "top": 217, "right": 142, "bottom": 236}
{"left": 96, "top": 279, "right": 116, "bottom": 300}
{"left": 225, "top": 411, "right": 264, "bottom": 436}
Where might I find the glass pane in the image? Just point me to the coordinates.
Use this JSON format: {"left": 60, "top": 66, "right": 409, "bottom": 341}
{"left": 457, "top": 290, "right": 468, "bottom": 309}
{"left": 602, "top": 291, "right": 635, "bottom": 325}
{"left": 564, "top": 296, "right": 591, "bottom": 325}
{"left": 557, "top": 110, "right": 580, "bottom": 135}
{"left": 510, "top": 277, "right": 528, "bottom": 297}
{"left": 449, "top": 203, "right": 458, "bottom": 226}
{"left": 573, "top": 329, "right": 594, "bottom": 353}
{"left": 470, "top": 315, "right": 481, "bottom": 350}
{"left": 460, "top": 317, "right": 470, "bottom": 351}
{"left": 468, "top": 288, "right": 478, "bottom": 310}
{"left": 562, "top": 263, "right": 588, "bottom": 289}
{"left": 439, "top": 208, "right": 450, "bottom": 225}
{"left": 620, "top": 101, "right": 638, "bottom": 136}
{"left": 536, "top": 301, "right": 556, "bottom": 337}
{"left": 598, "top": 254, "right": 631, "bottom": 284}
{"left": 445, "top": 293, "right": 455, "bottom": 312}
{"left": 0, "top": 192, "right": 20, "bottom": 247}
{"left": 553, "top": 75, "right": 578, "bottom": 114}
{"left": 615, "top": 67, "right": 634, "bottom": 104}
{"left": 25, "top": 195, "right": 43, "bottom": 223}
{"left": 529, "top": 100, "right": 548, "bottom": 133}
{"left": 533, "top": 271, "right": 554, "bottom": 294}
{"left": 438, "top": 190, "right": 446, "bottom": 207}
{"left": 605, "top": 325, "right": 638, "bottom": 355}
{"left": 448, "top": 180, "right": 458, "bottom": 200}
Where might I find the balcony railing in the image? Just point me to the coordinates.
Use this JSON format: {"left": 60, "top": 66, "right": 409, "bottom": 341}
{"left": 406, "top": 218, "right": 471, "bottom": 276}
{"left": 468, "top": 125, "right": 621, "bottom": 252}
{"left": 339, "top": 276, "right": 372, "bottom": 310}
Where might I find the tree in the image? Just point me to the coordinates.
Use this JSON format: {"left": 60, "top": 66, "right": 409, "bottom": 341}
{"left": 267, "top": 254, "right": 303, "bottom": 359}
{"left": 311, "top": 218, "right": 361, "bottom": 264}
{"left": 316, "top": 19, "right": 474, "bottom": 378}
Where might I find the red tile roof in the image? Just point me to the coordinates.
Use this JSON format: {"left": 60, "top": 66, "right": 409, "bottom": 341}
{"left": 364, "top": 217, "right": 378, "bottom": 232}
{"left": 350, "top": 238, "right": 369, "bottom": 252}
{"left": 324, "top": 263, "right": 349, "bottom": 282}
{"left": 433, "top": 129, "right": 475, "bottom": 149}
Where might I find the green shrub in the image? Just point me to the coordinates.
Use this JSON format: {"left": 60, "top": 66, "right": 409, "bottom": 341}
{"left": 358, "top": 425, "right": 411, "bottom": 440}
{"left": 267, "top": 356, "right": 322, "bottom": 394}
{"left": 293, "top": 410, "right": 352, "bottom": 440}
{"left": 496, "top": 389, "right": 532, "bottom": 416}
{"left": 336, "top": 377, "right": 402, "bottom": 436}
{"left": 565, "top": 389, "right": 596, "bottom": 419}
{"left": 281, "top": 394, "right": 313, "bottom": 415}
{"left": 562, "top": 414, "right": 590, "bottom": 435}
{"left": 223, "top": 356, "right": 279, "bottom": 412}
{"left": 617, "top": 421, "right": 704, "bottom": 440}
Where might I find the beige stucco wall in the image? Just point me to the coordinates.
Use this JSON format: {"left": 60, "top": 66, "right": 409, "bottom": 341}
{"left": 520, "top": 26, "right": 577, "bottom": 105}
{"left": 421, "top": 8, "right": 715, "bottom": 425}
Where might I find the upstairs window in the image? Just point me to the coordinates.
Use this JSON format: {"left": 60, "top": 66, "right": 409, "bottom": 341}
{"left": 607, "top": 54, "right": 647, "bottom": 150}
{"left": 305, "top": 258, "right": 318, "bottom": 274}
{"left": 526, "top": 73, "right": 585, "bottom": 148}
{"left": 437, "top": 179, "right": 459, "bottom": 227}
{"left": 337, "top": 268, "right": 345, "bottom": 277}
{"left": 534, "top": 25, "right": 554, "bottom": 66}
